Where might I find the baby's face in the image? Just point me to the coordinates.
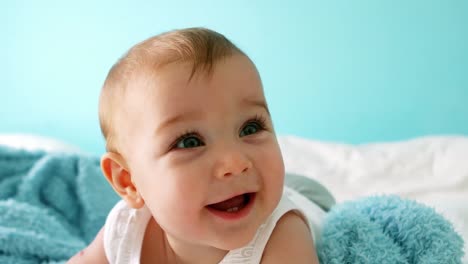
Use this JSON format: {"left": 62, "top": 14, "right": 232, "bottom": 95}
{"left": 122, "top": 54, "right": 284, "bottom": 250}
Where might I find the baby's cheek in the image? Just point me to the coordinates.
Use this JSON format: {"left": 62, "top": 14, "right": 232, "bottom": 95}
{"left": 262, "top": 145, "right": 285, "bottom": 202}
{"left": 160, "top": 176, "right": 205, "bottom": 216}
{"left": 156, "top": 195, "right": 206, "bottom": 242}
{"left": 262, "top": 144, "right": 285, "bottom": 179}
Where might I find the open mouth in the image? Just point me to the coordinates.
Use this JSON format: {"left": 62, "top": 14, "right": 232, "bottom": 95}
{"left": 206, "top": 193, "right": 256, "bottom": 220}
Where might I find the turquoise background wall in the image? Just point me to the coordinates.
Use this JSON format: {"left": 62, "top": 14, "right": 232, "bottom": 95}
{"left": 2, "top": 1, "right": 468, "bottom": 155}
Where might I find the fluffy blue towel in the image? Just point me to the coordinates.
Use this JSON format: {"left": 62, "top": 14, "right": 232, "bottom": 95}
{"left": 0, "top": 146, "right": 119, "bottom": 263}
{"left": 0, "top": 146, "right": 464, "bottom": 263}
{"left": 317, "top": 195, "right": 464, "bottom": 263}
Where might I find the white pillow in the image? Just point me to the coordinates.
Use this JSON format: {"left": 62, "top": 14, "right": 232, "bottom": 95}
{"left": 0, "top": 133, "right": 83, "bottom": 153}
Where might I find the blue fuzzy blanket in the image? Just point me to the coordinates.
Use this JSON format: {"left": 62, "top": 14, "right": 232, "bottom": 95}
{"left": 0, "top": 146, "right": 464, "bottom": 263}
{"left": 0, "top": 146, "right": 118, "bottom": 263}
{"left": 317, "top": 195, "right": 464, "bottom": 263}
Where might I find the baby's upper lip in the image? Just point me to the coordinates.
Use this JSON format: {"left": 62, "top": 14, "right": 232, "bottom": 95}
{"left": 206, "top": 190, "right": 257, "bottom": 206}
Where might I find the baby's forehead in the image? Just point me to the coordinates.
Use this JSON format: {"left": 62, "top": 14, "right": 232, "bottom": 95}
{"left": 135, "top": 55, "right": 260, "bottom": 93}
{"left": 126, "top": 55, "right": 265, "bottom": 109}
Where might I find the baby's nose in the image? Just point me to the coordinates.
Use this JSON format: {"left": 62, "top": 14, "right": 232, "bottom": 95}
{"left": 214, "top": 146, "right": 253, "bottom": 179}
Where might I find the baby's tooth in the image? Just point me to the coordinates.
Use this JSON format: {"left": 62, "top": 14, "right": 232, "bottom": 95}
{"left": 227, "top": 207, "right": 239, "bottom": 212}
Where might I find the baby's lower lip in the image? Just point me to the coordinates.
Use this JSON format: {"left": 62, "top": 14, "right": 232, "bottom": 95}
{"left": 206, "top": 193, "right": 256, "bottom": 221}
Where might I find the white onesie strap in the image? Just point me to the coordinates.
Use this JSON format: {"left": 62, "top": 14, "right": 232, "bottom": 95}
{"left": 103, "top": 200, "right": 152, "bottom": 264}
{"left": 220, "top": 192, "right": 307, "bottom": 264}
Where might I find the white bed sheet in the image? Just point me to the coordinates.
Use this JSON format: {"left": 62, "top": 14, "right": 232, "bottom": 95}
{"left": 279, "top": 135, "right": 468, "bottom": 262}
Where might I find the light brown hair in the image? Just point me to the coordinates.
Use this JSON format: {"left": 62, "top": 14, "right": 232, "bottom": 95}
{"left": 99, "top": 27, "right": 245, "bottom": 152}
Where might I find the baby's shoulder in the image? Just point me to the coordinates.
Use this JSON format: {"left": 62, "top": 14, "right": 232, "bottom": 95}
{"left": 261, "top": 211, "right": 319, "bottom": 263}
{"left": 67, "top": 227, "right": 107, "bottom": 264}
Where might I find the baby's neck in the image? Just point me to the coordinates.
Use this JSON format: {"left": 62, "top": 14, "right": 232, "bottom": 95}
{"left": 166, "top": 233, "right": 229, "bottom": 264}
{"left": 144, "top": 217, "right": 229, "bottom": 264}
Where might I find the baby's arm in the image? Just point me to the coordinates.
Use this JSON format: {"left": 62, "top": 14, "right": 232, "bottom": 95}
{"left": 261, "top": 212, "right": 319, "bottom": 264}
{"left": 67, "top": 226, "right": 108, "bottom": 264}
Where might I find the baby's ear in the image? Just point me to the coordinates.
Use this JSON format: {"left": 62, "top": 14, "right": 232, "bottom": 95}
{"left": 101, "top": 152, "right": 144, "bottom": 209}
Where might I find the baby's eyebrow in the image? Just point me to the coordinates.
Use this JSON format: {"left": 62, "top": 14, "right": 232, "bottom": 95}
{"left": 242, "top": 98, "right": 270, "bottom": 116}
{"left": 155, "top": 98, "right": 270, "bottom": 134}
{"left": 156, "top": 111, "right": 203, "bottom": 135}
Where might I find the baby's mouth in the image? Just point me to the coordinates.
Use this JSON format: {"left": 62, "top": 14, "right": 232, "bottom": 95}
{"left": 207, "top": 193, "right": 254, "bottom": 213}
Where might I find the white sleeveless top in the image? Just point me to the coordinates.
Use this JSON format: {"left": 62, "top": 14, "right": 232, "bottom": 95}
{"left": 103, "top": 186, "right": 325, "bottom": 264}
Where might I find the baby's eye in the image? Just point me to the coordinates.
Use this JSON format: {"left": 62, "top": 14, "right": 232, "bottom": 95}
{"left": 240, "top": 122, "right": 263, "bottom": 137}
{"left": 175, "top": 135, "right": 204, "bottom": 149}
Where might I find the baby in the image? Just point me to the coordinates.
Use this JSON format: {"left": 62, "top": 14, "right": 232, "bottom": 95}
{"left": 68, "top": 27, "right": 324, "bottom": 264}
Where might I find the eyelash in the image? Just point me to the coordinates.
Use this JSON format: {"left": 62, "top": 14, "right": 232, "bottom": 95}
{"left": 169, "top": 130, "right": 202, "bottom": 150}
{"left": 168, "top": 114, "right": 268, "bottom": 150}
{"left": 245, "top": 114, "right": 268, "bottom": 133}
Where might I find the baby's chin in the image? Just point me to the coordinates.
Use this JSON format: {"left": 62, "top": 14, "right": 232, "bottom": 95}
{"left": 210, "top": 220, "right": 264, "bottom": 251}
